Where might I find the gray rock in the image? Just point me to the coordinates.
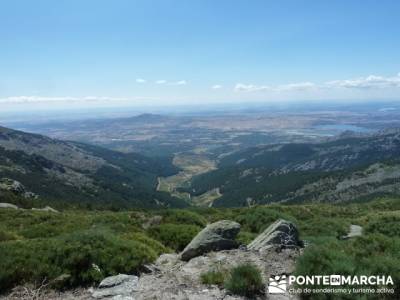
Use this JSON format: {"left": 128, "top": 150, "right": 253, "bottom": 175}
{"left": 0, "top": 178, "right": 26, "bottom": 194}
{"left": 135, "top": 247, "right": 301, "bottom": 300}
{"left": 180, "top": 220, "right": 240, "bottom": 261}
{"left": 0, "top": 178, "right": 38, "bottom": 199}
{"left": 341, "top": 224, "right": 362, "bottom": 239}
{"left": 32, "top": 206, "right": 59, "bottom": 213}
{"left": 0, "top": 202, "right": 19, "bottom": 209}
{"left": 92, "top": 274, "right": 138, "bottom": 299}
{"left": 248, "top": 219, "right": 302, "bottom": 251}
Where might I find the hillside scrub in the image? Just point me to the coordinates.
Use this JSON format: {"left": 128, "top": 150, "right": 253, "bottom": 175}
{"left": 0, "top": 197, "right": 399, "bottom": 293}
{"left": 224, "top": 263, "right": 264, "bottom": 297}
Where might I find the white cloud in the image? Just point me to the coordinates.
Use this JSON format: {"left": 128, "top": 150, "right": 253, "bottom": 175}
{"left": 276, "top": 82, "right": 316, "bottom": 91}
{"left": 155, "top": 79, "right": 167, "bottom": 84}
{"left": 211, "top": 84, "right": 222, "bottom": 90}
{"left": 326, "top": 73, "right": 400, "bottom": 89}
{"left": 234, "top": 83, "right": 270, "bottom": 92}
{"left": 136, "top": 78, "right": 146, "bottom": 84}
{"left": 234, "top": 73, "right": 400, "bottom": 93}
{"left": 169, "top": 80, "right": 187, "bottom": 86}
{"left": 234, "top": 82, "right": 315, "bottom": 93}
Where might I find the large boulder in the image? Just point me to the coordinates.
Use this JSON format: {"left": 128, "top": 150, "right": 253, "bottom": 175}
{"left": 180, "top": 220, "right": 241, "bottom": 261}
{"left": 92, "top": 274, "right": 138, "bottom": 299}
{"left": 248, "top": 219, "right": 302, "bottom": 251}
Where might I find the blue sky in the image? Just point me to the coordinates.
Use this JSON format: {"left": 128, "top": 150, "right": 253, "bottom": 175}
{"left": 1, "top": 0, "right": 400, "bottom": 110}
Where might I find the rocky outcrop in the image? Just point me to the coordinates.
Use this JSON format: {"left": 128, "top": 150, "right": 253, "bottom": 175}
{"left": 0, "top": 202, "right": 59, "bottom": 213}
{"left": 92, "top": 274, "right": 138, "bottom": 299}
{"left": 0, "top": 202, "right": 19, "bottom": 209}
{"left": 32, "top": 206, "right": 59, "bottom": 213}
{"left": 0, "top": 178, "right": 38, "bottom": 199}
{"left": 88, "top": 246, "right": 301, "bottom": 300}
{"left": 248, "top": 219, "right": 302, "bottom": 251}
{"left": 28, "top": 219, "right": 302, "bottom": 300}
{"left": 180, "top": 220, "right": 240, "bottom": 261}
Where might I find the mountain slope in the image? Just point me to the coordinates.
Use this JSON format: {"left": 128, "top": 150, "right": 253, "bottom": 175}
{"left": 185, "top": 130, "right": 400, "bottom": 207}
{"left": 0, "top": 126, "right": 187, "bottom": 208}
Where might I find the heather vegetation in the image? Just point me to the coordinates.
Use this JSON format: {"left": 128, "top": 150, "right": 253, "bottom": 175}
{"left": 224, "top": 264, "right": 264, "bottom": 297}
{"left": 0, "top": 197, "right": 399, "bottom": 297}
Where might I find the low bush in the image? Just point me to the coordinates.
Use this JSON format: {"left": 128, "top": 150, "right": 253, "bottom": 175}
{"left": 0, "top": 229, "right": 159, "bottom": 292}
{"left": 236, "top": 231, "right": 257, "bottom": 245}
{"left": 295, "top": 234, "right": 400, "bottom": 300}
{"left": 160, "top": 209, "right": 207, "bottom": 227}
{"left": 200, "top": 269, "right": 226, "bottom": 286}
{"left": 148, "top": 223, "right": 201, "bottom": 251}
{"left": 224, "top": 263, "right": 264, "bottom": 297}
{"left": 234, "top": 207, "right": 296, "bottom": 233}
{"left": 364, "top": 212, "right": 400, "bottom": 237}
{"left": 0, "top": 229, "right": 18, "bottom": 242}
{"left": 122, "top": 232, "right": 169, "bottom": 255}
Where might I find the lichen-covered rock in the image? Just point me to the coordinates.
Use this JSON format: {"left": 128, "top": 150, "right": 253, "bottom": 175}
{"left": 92, "top": 274, "right": 138, "bottom": 299}
{"left": 248, "top": 219, "right": 302, "bottom": 251}
{"left": 180, "top": 220, "right": 241, "bottom": 261}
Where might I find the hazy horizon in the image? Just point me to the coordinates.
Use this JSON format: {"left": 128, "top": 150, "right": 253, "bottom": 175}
{"left": 1, "top": 0, "right": 400, "bottom": 112}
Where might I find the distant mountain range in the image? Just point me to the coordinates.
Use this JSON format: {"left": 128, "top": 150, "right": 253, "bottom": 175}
{"left": 184, "top": 130, "right": 400, "bottom": 207}
{"left": 0, "top": 126, "right": 187, "bottom": 208}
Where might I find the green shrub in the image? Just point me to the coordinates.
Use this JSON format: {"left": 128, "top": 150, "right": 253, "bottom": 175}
{"left": 0, "top": 229, "right": 18, "bottom": 242}
{"left": 236, "top": 231, "right": 257, "bottom": 245}
{"left": 234, "top": 207, "right": 295, "bottom": 233}
{"left": 224, "top": 263, "right": 264, "bottom": 297}
{"left": 148, "top": 223, "right": 201, "bottom": 251}
{"left": 160, "top": 210, "right": 207, "bottom": 227}
{"left": 122, "top": 232, "right": 169, "bottom": 255}
{"left": 298, "top": 217, "right": 349, "bottom": 238}
{"left": 295, "top": 234, "right": 400, "bottom": 300}
{"left": 295, "top": 239, "right": 355, "bottom": 278}
{"left": 364, "top": 212, "right": 400, "bottom": 237}
{"left": 0, "top": 229, "right": 158, "bottom": 292}
{"left": 200, "top": 269, "right": 226, "bottom": 286}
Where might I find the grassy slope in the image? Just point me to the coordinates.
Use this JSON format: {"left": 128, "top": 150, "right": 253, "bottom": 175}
{"left": 0, "top": 197, "right": 399, "bottom": 297}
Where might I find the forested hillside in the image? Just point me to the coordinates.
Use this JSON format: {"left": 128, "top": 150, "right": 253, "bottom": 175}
{"left": 0, "top": 126, "right": 186, "bottom": 208}
{"left": 186, "top": 130, "right": 400, "bottom": 207}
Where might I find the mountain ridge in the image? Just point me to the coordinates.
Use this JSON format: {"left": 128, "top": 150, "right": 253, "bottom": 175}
{"left": 185, "top": 129, "right": 400, "bottom": 207}
{"left": 0, "top": 126, "right": 187, "bottom": 209}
